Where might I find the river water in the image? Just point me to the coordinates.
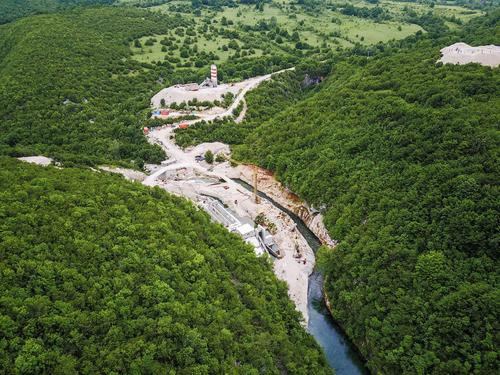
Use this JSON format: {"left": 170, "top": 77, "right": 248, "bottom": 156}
{"left": 232, "top": 178, "right": 369, "bottom": 375}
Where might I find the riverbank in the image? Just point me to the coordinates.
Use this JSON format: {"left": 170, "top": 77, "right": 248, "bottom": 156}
{"left": 227, "top": 165, "right": 336, "bottom": 248}
{"left": 141, "top": 126, "right": 316, "bottom": 323}
{"left": 231, "top": 169, "right": 369, "bottom": 375}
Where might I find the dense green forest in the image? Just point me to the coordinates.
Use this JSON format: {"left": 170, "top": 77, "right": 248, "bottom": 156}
{"left": 0, "top": 157, "right": 331, "bottom": 374}
{"left": 0, "top": 0, "right": 114, "bottom": 24}
{"left": 1, "top": 0, "right": 498, "bottom": 373}
{"left": 0, "top": 7, "right": 177, "bottom": 167}
{"left": 178, "top": 11, "right": 500, "bottom": 374}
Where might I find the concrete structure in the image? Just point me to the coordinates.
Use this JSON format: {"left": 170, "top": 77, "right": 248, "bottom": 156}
{"left": 197, "top": 195, "right": 265, "bottom": 255}
{"left": 439, "top": 42, "right": 500, "bottom": 68}
{"left": 199, "top": 64, "right": 218, "bottom": 88}
{"left": 203, "top": 197, "right": 240, "bottom": 229}
{"left": 235, "top": 223, "right": 255, "bottom": 240}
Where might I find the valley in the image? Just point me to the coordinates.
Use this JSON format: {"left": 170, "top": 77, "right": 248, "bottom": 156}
{"left": 0, "top": 1, "right": 498, "bottom": 374}
{"left": 59, "top": 66, "right": 370, "bottom": 373}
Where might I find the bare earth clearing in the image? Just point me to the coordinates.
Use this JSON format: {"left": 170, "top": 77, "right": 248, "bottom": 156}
{"left": 150, "top": 69, "right": 294, "bottom": 122}
{"left": 151, "top": 81, "right": 246, "bottom": 108}
{"left": 99, "top": 166, "right": 147, "bottom": 181}
{"left": 439, "top": 42, "right": 500, "bottom": 67}
{"left": 17, "top": 156, "right": 53, "bottom": 166}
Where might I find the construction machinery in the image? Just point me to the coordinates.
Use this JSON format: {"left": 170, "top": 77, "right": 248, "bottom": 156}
{"left": 252, "top": 164, "right": 261, "bottom": 204}
{"left": 229, "top": 159, "right": 261, "bottom": 204}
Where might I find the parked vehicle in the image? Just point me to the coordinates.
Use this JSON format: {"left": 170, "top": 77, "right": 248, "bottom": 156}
{"left": 257, "top": 227, "right": 281, "bottom": 258}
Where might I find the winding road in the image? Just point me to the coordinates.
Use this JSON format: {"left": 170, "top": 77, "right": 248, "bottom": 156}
{"left": 144, "top": 67, "right": 294, "bottom": 184}
{"left": 182, "top": 67, "right": 294, "bottom": 124}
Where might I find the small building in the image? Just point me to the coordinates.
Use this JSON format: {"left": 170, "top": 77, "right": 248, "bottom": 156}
{"left": 178, "top": 123, "right": 189, "bottom": 129}
{"left": 236, "top": 223, "right": 255, "bottom": 240}
{"left": 143, "top": 127, "right": 149, "bottom": 135}
{"left": 160, "top": 109, "right": 169, "bottom": 116}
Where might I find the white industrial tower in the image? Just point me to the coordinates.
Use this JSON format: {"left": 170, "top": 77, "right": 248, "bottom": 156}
{"left": 210, "top": 64, "right": 218, "bottom": 87}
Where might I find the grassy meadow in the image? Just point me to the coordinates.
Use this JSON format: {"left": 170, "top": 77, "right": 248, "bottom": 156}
{"left": 128, "top": 0, "right": 483, "bottom": 66}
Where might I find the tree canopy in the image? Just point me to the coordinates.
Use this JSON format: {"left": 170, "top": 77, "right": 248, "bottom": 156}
{"left": 0, "top": 7, "right": 185, "bottom": 167}
{"left": 0, "top": 6, "right": 298, "bottom": 168}
{"left": 0, "top": 0, "right": 114, "bottom": 24}
{"left": 177, "top": 10, "right": 500, "bottom": 374}
{"left": 0, "top": 157, "right": 332, "bottom": 374}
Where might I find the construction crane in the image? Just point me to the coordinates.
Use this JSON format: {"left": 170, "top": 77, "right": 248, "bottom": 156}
{"left": 252, "top": 164, "right": 261, "bottom": 204}
{"left": 229, "top": 158, "right": 260, "bottom": 204}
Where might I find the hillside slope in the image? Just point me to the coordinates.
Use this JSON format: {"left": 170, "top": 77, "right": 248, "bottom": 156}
{"left": 0, "top": 6, "right": 298, "bottom": 167}
{"left": 230, "top": 12, "right": 500, "bottom": 375}
{"left": 0, "top": 7, "right": 190, "bottom": 167}
{"left": 0, "top": 157, "right": 332, "bottom": 374}
{"left": 0, "top": 0, "right": 113, "bottom": 24}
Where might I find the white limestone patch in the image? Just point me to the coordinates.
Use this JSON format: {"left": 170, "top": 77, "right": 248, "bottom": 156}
{"left": 99, "top": 166, "right": 147, "bottom": 182}
{"left": 151, "top": 82, "right": 245, "bottom": 109}
{"left": 438, "top": 42, "right": 500, "bottom": 68}
{"left": 17, "top": 156, "right": 53, "bottom": 166}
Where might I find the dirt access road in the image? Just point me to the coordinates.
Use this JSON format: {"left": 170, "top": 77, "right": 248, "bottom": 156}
{"left": 143, "top": 67, "right": 323, "bottom": 324}
{"left": 145, "top": 67, "right": 294, "bottom": 183}
{"left": 173, "top": 67, "right": 294, "bottom": 124}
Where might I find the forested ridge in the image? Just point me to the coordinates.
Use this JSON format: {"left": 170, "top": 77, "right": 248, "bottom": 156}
{"left": 0, "top": 0, "right": 114, "bottom": 24}
{"left": 0, "top": 7, "right": 179, "bottom": 167}
{"left": 0, "top": 157, "right": 331, "bottom": 374}
{"left": 179, "top": 11, "right": 500, "bottom": 374}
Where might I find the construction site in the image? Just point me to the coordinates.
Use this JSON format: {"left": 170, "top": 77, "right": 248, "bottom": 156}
{"left": 142, "top": 125, "right": 318, "bottom": 322}
{"left": 150, "top": 65, "right": 292, "bottom": 124}
{"left": 102, "top": 65, "right": 330, "bottom": 323}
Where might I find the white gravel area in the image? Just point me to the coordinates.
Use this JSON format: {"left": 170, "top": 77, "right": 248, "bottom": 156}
{"left": 17, "top": 156, "right": 53, "bottom": 166}
{"left": 151, "top": 81, "right": 247, "bottom": 108}
{"left": 439, "top": 42, "right": 500, "bottom": 67}
{"left": 99, "top": 166, "right": 147, "bottom": 182}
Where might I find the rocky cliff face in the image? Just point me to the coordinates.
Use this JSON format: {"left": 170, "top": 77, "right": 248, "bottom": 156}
{"left": 229, "top": 164, "right": 336, "bottom": 248}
